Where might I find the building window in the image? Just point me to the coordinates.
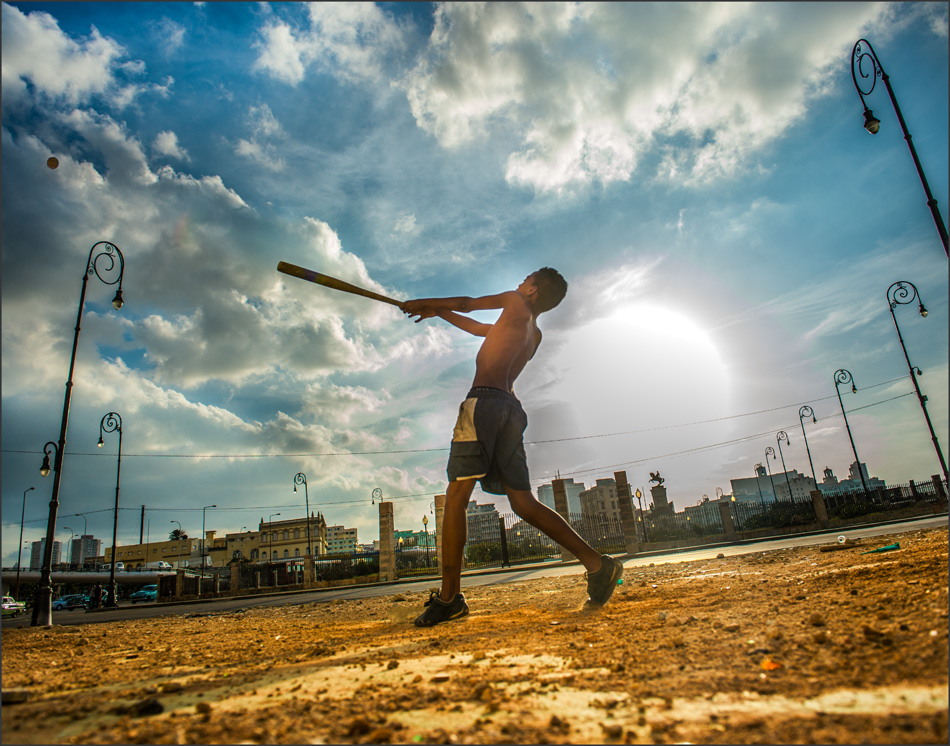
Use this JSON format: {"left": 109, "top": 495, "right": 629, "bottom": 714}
{"left": 283, "top": 530, "right": 289, "bottom": 541}
{"left": 283, "top": 549, "right": 289, "bottom": 558}
{"left": 294, "top": 529, "right": 300, "bottom": 539}
{"left": 295, "top": 548, "right": 300, "bottom": 557}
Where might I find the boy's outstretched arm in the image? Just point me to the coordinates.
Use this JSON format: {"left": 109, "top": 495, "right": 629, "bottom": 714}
{"left": 435, "top": 310, "right": 491, "bottom": 337}
{"left": 400, "top": 291, "right": 520, "bottom": 322}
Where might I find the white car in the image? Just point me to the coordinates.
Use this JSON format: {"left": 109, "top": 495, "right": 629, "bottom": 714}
{"left": 2, "top": 596, "right": 26, "bottom": 617}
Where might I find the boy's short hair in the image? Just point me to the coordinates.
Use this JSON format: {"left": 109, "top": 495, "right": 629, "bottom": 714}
{"left": 533, "top": 267, "right": 568, "bottom": 313}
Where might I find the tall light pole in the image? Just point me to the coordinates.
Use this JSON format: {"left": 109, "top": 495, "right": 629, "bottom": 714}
{"left": 798, "top": 405, "right": 819, "bottom": 488}
{"left": 776, "top": 431, "right": 794, "bottom": 500}
{"left": 887, "top": 281, "right": 948, "bottom": 481}
{"left": 62, "top": 526, "right": 75, "bottom": 568}
{"left": 15, "top": 487, "right": 34, "bottom": 601}
{"left": 200, "top": 505, "right": 216, "bottom": 596}
{"left": 763, "top": 448, "right": 778, "bottom": 506}
{"left": 634, "top": 488, "right": 648, "bottom": 542}
{"left": 851, "top": 39, "right": 948, "bottom": 257}
{"left": 834, "top": 369, "right": 871, "bottom": 499}
{"left": 98, "top": 412, "right": 123, "bottom": 607}
{"left": 33, "top": 241, "right": 125, "bottom": 627}
{"left": 170, "top": 520, "right": 182, "bottom": 569}
{"left": 293, "top": 473, "right": 312, "bottom": 556}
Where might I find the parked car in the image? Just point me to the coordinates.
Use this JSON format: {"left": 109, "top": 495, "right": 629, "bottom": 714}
{"left": 52, "top": 594, "right": 87, "bottom": 611}
{"left": 129, "top": 585, "right": 158, "bottom": 603}
{"left": 2, "top": 596, "right": 26, "bottom": 617}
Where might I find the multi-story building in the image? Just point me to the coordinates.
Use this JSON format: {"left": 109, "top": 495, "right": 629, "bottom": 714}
{"left": 537, "top": 478, "right": 585, "bottom": 515}
{"left": 326, "top": 525, "right": 359, "bottom": 554}
{"left": 257, "top": 513, "right": 328, "bottom": 562}
{"left": 69, "top": 535, "right": 102, "bottom": 567}
{"left": 580, "top": 478, "right": 621, "bottom": 524}
{"left": 29, "top": 540, "right": 61, "bottom": 570}
{"left": 817, "top": 462, "right": 885, "bottom": 496}
{"left": 466, "top": 500, "right": 500, "bottom": 544}
{"left": 105, "top": 536, "right": 199, "bottom": 569}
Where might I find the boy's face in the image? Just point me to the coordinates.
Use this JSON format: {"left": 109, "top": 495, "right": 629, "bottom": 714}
{"left": 517, "top": 272, "right": 539, "bottom": 300}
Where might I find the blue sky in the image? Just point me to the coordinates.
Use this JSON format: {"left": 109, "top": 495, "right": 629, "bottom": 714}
{"left": 2, "top": 2, "right": 948, "bottom": 564}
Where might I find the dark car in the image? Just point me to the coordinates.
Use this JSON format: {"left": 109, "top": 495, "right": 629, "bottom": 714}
{"left": 130, "top": 585, "right": 157, "bottom": 603}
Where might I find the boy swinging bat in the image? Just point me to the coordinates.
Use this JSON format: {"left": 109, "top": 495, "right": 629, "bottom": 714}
{"left": 400, "top": 269, "right": 624, "bottom": 627}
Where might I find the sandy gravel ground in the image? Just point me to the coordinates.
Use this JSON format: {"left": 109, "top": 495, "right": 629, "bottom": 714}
{"left": 2, "top": 526, "right": 947, "bottom": 745}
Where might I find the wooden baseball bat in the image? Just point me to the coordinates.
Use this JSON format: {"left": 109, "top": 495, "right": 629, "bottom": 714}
{"left": 277, "top": 261, "right": 401, "bottom": 307}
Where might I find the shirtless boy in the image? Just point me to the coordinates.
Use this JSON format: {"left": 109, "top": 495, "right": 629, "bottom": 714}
{"left": 401, "top": 268, "right": 624, "bottom": 627}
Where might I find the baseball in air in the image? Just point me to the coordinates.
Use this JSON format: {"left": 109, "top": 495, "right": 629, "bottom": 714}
{"left": 47, "top": 157, "right": 59, "bottom": 169}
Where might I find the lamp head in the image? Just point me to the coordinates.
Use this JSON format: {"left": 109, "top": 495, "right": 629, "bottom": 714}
{"left": 97, "top": 435, "right": 104, "bottom": 448}
{"left": 40, "top": 454, "right": 51, "bottom": 477}
{"left": 914, "top": 366, "right": 923, "bottom": 377}
{"left": 851, "top": 383, "right": 857, "bottom": 394}
{"left": 919, "top": 303, "right": 928, "bottom": 318}
{"left": 863, "top": 108, "right": 880, "bottom": 134}
{"left": 812, "top": 415, "right": 817, "bottom": 424}
{"left": 293, "top": 485, "right": 297, "bottom": 493}
{"left": 111, "top": 289, "right": 124, "bottom": 310}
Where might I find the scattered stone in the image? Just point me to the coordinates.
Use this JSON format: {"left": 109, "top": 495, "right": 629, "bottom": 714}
{"left": 431, "top": 674, "right": 450, "bottom": 683}
{"left": 808, "top": 613, "right": 826, "bottom": 627}
{"left": 196, "top": 702, "right": 212, "bottom": 714}
{"left": 717, "top": 553, "right": 725, "bottom": 559}
{"left": 159, "top": 682, "right": 183, "bottom": 693}
{"left": 724, "top": 623, "right": 741, "bottom": 633}
{"left": 131, "top": 698, "right": 164, "bottom": 717}
{"left": 346, "top": 717, "right": 373, "bottom": 736}
{"left": 657, "top": 611, "right": 668, "bottom": 621}
{"left": 602, "top": 723, "right": 623, "bottom": 739}
{"left": 2, "top": 689, "right": 30, "bottom": 704}
{"left": 391, "top": 594, "right": 407, "bottom": 602}
{"left": 812, "top": 630, "right": 830, "bottom": 644}
{"left": 368, "top": 728, "right": 394, "bottom": 743}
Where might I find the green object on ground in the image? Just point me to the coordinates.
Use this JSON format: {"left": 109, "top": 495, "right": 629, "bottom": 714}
{"left": 861, "top": 542, "right": 901, "bottom": 555}
{"left": 617, "top": 578, "right": 624, "bottom": 585}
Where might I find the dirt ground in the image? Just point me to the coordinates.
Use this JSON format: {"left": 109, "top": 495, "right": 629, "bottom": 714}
{"left": 2, "top": 526, "right": 947, "bottom": 745}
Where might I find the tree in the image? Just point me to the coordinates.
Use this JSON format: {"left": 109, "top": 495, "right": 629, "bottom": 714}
{"left": 169, "top": 529, "right": 188, "bottom": 540}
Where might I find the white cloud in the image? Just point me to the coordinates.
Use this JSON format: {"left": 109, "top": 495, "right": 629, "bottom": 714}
{"left": 392, "top": 213, "right": 420, "bottom": 236}
{"left": 400, "top": 2, "right": 896, "bottom": 194}
{"left": 1, "top": 2, "right": 126, "bottom": 106}
{"left": 252, "top": 2, "right": 407, "bottom": 86}
{"left": 234, "top": 103, "right": 286, "bottom": 171}
{"left": 153, "top": 130, "right": 190, "bottom": 161}
{"left": 153, "top": 17, "right": 186, "bottom": 55}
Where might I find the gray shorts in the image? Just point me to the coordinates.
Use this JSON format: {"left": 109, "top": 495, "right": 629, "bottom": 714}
{"left": 446, "top": 387, "right": 530, "bottom": 495}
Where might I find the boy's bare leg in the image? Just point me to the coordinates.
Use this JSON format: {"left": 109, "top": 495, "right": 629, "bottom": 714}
{"left": 504, "top": 487, "right": 603, "bottom": 572}
{"left": 439, "top": 477, "right": 478, "bottom": 602}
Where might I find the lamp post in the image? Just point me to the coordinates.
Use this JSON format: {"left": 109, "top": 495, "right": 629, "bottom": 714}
{"left": 170, "top": 520, "right": 183, "bottom": 569}
{"left": 15, "top": 487, "right": 34, "bottom": 601}
{"left": 798, "top": 405, "right": 819, "bottom": 488}
{"left": 200, "top": 505, "right": 216, "bottom": 596}
{"left": 32, "top": 241, "right": 125, "bottom": 627}
{"left": 372, "top": 488, "right": 382, "bottom": 505}
{"left": 763, "top": 448, "right": 778, "bottom": 507}
{"left": 422, "top": 515, "right": 430, "bottom": 568}
{"left": 98, "top": 412, "right": 123, "bottom": 607}
{"left": 851, "top": 39, "right": 948, "bottom": 257}
{"left": 834, "top": 369, "right": 871, "bottom": 499}
{"left": 293, "top": 473, "right": 312, "bottom": 556}
{"left": 62, "top": 527, "right": 74, "bottom": 569}
{"left": 776, "top": 431, "right": 794, "bottom": 500}
{"left": 634, "top": 488, "right": 648, "bottom": 542}
{"left": 887, "top": 281, "right": 948, "bottom": 481}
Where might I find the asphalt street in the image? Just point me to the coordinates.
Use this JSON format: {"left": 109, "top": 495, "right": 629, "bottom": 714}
{"left": 5, "top": 515, "right": 945, "bottom": 629}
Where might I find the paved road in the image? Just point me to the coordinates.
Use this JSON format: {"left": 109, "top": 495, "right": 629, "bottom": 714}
{"left": 5, "top": 515, "right": 945, "bottom": 629}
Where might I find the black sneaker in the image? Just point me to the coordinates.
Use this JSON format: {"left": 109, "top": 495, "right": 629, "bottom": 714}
{"left": 414, "top": 591, "right": 469, "bottom": 627}
{"left": 585, "top": 555, "right": 624, "bottom": 606}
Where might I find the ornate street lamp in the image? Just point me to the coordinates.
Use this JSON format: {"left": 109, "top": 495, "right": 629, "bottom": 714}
{"left": 634, "top": 488, "right": 648, "bottom": 542}
{"left": 62, "top": 526, "right": 75, "bottom": 568}
{"left": 98, "top": 412, "right": 123, "bottom": 607}
{"left": 754, "top": 463, "right": 767, "bottom": 511}
{"left": 776, "top": 431, "right": 794, "bottom": 500}
{"left": 833, "top": 369, "right": 871, "bottom": 499}
{"left": 33, "top": 241, "right": 125, "bottom": 627}
{"left": 15, "top": 487, "right": 34, "bottom": 601}
{"left": 851, "top": 39, "right": 948, "bottom": 257}
{"left": 887, "top": 281, "right": 948, "bottom": 481}
{"left": 371, "top": 487, "right": 382, "bottom": 505}
{"left": 798, "top": 405, "right": 819, "bottom": 488}
{"left": 763, "top": 448, "right": 778, "bottom": 507}
{"left": 293, "top": 473, "right": 313, "bottom": 556}
{"left": 422, "top": 514, "right": 430, "bottom": 568}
